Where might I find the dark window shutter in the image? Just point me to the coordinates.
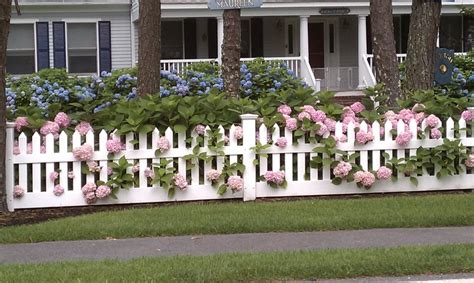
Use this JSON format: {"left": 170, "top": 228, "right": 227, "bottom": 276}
{"left": 184, "top": 19, "right": 197, "bottom": 59}
{"left": 36, "top": 22, "right": 50, "bottom": 70}
{"left": 207, "top": 19, "right": 217, "bottom": 58}
{"left": 99, "top": 21, "right": 112, "bottom": 73}
{"left": 53, "top": 22, "right": 66, "bottom": 69}
{"left": 251, "top": 18, "right": 263, "bottom": 57}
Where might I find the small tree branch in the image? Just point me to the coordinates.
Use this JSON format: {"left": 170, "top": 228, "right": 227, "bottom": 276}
{"left": 13, "top": 0, "right": 20, "bottom": 15}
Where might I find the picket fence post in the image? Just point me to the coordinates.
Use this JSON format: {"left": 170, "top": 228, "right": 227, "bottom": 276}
{"left": 5, "top": 123, "right": 15, "bottom": 212}
{"left": 240, "top": 114, "right": 258, "bottom": 201}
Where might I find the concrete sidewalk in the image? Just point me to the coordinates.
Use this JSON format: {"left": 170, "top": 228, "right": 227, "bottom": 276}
{"left": 0, "top": 226, "right": 473, "bottom": 264}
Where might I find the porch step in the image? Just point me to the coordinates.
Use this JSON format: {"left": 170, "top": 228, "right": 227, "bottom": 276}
{"left": 333, "top": 90, "right": 365, "bottom": 106}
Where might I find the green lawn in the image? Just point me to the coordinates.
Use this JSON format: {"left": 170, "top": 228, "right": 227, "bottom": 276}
{"left": 0, "top": 244, "right": 472, "bottom": 282}
{"left": 1, "top": 193, "right": 473, "bottom": 244}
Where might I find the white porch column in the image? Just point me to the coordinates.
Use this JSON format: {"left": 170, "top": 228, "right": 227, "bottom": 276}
{"left": 358, "top": 14, "right": 368, "bottom": 88}
{"left": 217, "top": 16, "right": 224, "bottom": 64}
{"left": 300, "top": 16, "right": 309, "bottom": 60}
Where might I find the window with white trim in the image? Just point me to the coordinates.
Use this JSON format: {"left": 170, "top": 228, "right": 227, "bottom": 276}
{"left": 7, "top": 24, "right": 36, "bottom": 75}
{"left": 67, "top": 23, "right": 97, "bottom": 74}
{"left": 162, "top": 21, "right": 184, "bottom": 59}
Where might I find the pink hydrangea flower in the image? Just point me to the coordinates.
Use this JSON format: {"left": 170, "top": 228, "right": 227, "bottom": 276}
{"left": 54, "top": 112, "right": 71, "bottom": 128}
{"left": 461, "top": 110, "right": 474, "bottom": 122}
{"left": 107, "top": 167, "right": 113, "bottom": 176}
{"left": 144, "top": 167, "right": 155, "bottom": 179}
{"left": 276, "top": 137, "right": 287, "bottom": 148}
{"left": 40, "top": 121, "right": 60, "bottom": 139}
{"left": 350, "top": 102, "right": 365, "bottom": 113}
{"left": 53, "top": 185, "right": 64, "bottom": 197}
{"left": 395, "top": 131, "right": 413, "bottom": 146}
{"left": 426, "top": 114, "right": 440, "bottom": 128}
{"left": 415, "top": 112, "right": 426, "bottom": 125}
{"left": 354, "top": 170, "right": 376, "bottom": 188}
{"left": 13, "top": 185, "right": 24, "bottom": 198}
{"left": 68, "top": 171, "right": 75, "bottom": 179}
{"left": 75, "top": 122, "right": 93, "bottom": 136}
{"left": 87, "top": 161, "right": 101, "bottom": 173}
{"left": 430, "top": 128, "right": 442, "bottom": 139}
{"left": 173, "top": 173, "right": 188, "bottom": 191}
{"left": 297, "top": 111, "right": 311, "bottom": 121}
{"left": 13, "top": 145, "right": 20, "bottom": 155}
{"left": 73, "top": 144, "right": 94, "bottom": 161}
{"left": 206, "top": 170, "right": 221, "bottom": 183}
{"left": 82, "top": 183, "right": 97, "bottom": 195}
{"left": 355, "top": 130, "right": 374, "bottom": 144}
{"left": 96, "top": 185, "right": 112, "bottom": 199}
{"left": 384, "top": 110, "right": 397, "bottom": 120}
{"left": 338, "top": 134, "right": 348, "bottom": 143}
{"left": 227, "top": 176, "right": 244, "bottom": 192}
{"left": 264, "top": 171, "right": 285, "bottom": 185}
{"left": 397, "top": 109, "right": 415, "bottom": 123}
{"left": 157, "top": 136, "right": 170, "bottom": 153}
{"left": 315, "top": 122, "right": 329, "bottom": 136}
{"left": 285, "top": 118, "right": 298, "bottom": 131}
{"left": 465, "top": 154, "right": 474, "bottom": 168}
{"left": 195, "top": 124, "right": 206, "bottom": 136}
{"left": 131, "top": 164, "right": 140, "bottom": 173}
{"left": 15, "top": 117, "right": 28, "bottom": 132}
{"left": 50, "top": 171, "right": 59, "bottom": 182}
{"left": 234, "top": 126, "right": 244, "bottom": 140}
{"left": 333, "top": 161, "right": 352, "bottom": 178}
{"left": 324, "top": 118, "right": 336, "bottom": 132}
{"left": 342, "top": 107, "right": 357, "bottom": 120}
{"left": 311, "top": 110, "right": 327, "bottom": 123}
{"left": 106, "top": 137, "right": 124, "bottom": 153}
{"left": 277, "top": 104, "right": 292, "bottom": 115}
{"left": 85, "top": 192, "right": 97, "bottom": 204}
{"left": 376, "top": 166, "right": 392, "bottom": 180}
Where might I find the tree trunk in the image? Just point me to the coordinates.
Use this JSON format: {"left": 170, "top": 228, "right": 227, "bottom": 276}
{"left": 0, "top": 0, "right": 12, "bottom": 212}
{"left": 370, "top": 0, "right": 400, "bottom": 106}
{"left": 138, "top": 0, "right": 161, "bottom": 97}
{"left": 404, "top": 0, "right": 441, "bottom": 92}
{"left": 222, "top": 9, "right": 241, "bottom": 97}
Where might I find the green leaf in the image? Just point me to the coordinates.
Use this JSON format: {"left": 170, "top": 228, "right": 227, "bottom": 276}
{"left": 410, "top": 177, "right": 418, "bottom": 187}
{"left": 173, "top": 124, "right": 187, "bottom": 133}
{"left": 217, "top": 185, "right": 227, "bottom": 195}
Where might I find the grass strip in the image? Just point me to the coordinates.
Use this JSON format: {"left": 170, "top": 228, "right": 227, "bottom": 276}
{"left": 0, "top": 244, "right": 473, "bottom": 282}
{"left": 1, "top": 193, "right": 473, "bottom": 244}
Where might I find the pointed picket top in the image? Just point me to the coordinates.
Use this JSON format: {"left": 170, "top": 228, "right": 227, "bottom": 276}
{"left": 271, "top": 124, "right": 280, "bottom": 144}
{"left": 177, "top": 130, "right": 186, "bottom": 148}
{"left": 99, "top": 130, "right": 108, "bottom": 151}
{"left": 459, "top": 118, "right": 467, "bottom": 139}
{"left": 372, "top": 121, "right": 381, "bottom": 141}
{"left": 384, "top": 120, "right": 393, "bottom": 141}
{"left": 165, "top": 127, "right": 174, "bottom": 148}
{"left": 139, "top": 131, "right": 148, "bottom": 150}
{"left": 446, "top": 117, "right": 455, "bottom": 139}
{"left": 126, "top": 133, "right": 134, "bottom": 150}
{"left": 284, "top": 125, "right": 293, "bottom": 145}
{"left": 190, "top": 130, "right": 198, "bottom": 147}
{"left": 45, "top": 134, "right": 54, "bottom": 154}
{"left": 229, "top": 124, "right": 238, "bottom": 146}
{"left": 347, "top": 121, "right": 355, "bottom": 144}
{"left": 59, "top": 131, "right": 68, "bottom": 152}
{"left": 360, "top": 121, "right": 368, "bottom": 132}
{"left": 259, "top": 124, "right": 268, "bottom": 145}
{"left": 86, "top": 130, "right": 95, "bottom": 147}
{"left": 335, "top": 122, "right": 343, "bottom": 139}
{"left": 420, "top": 119, "right": 428, "bottom": 132}
{"left": 409, "top": 119, "right": 418, "bottom": 140}
{"left": 397, "top": 119, "right": 406, "bottom": 134}
{"left": 32, "top": 132, "right": 41, "bottom": 154}
{"left": 72, "top": 131, "right": 81, "bottom": 147}
{"left": 203, "top": 126, "right": 211, "bottom": 146}
{"left": 19, "top": 133, "right": 27, "bottom": 154}
{"left": 152, "top": 128, "right": 160, "bottom": 149}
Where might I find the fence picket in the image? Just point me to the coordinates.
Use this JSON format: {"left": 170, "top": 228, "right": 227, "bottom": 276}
{"left": 45, "top": 134, "right": 55, "bottom": 193}
{"left": 165, "top": 127, "right": 174, "bottom": 171}
{"left": 284, "top": 128, "right": 293, "bottom": 182}
{"left": 151, "top": 128, "right": 160, "bottom": 184}
{"left": 203, "top": 126, "right": 212, "bottom": 185}
{"left": 396, "top": 120, "right": 407, "bottom": 178}
{"left": 217, "top": 126, "right": 225, "bottom": 171}
{"left": 99, "top": 130, "right": 109, "bottom": 184}
{"left": 86, "top": 131, "right": 96, "bottom": 184}
{"left": 259, "top": 124, "right": 268, "bottom": 176}
{"left": 59, "top": 132, "right": 69, "bottom": 191}
{"left": 72, "top": 132, "right": 82, "bottom": 191}
{"left": 229, "top": 125, "right": 238, "bottom": 166}
{"left": 446, "top": 117, "right": 455, "bottom": 139}
{"left": 18, "top": 133, "right": 28, "bottom": 191}
{"left": 190, "top": 131, "right": 199, "bottom": 185}
{"left": 359, "top": 122, "right": 369, "bottom": 171}
{"left": 178, "top": 132, "right": 186, "bottom": 177}
{"left": 32, "top": 132, "right": 42, "bottom": 193}
{"left": 409, "top": 119, "right": 418, "bottom": 173}
{"left": 271, "top": 124, "right": 280, "bottom": 172}
{"left": 371, "top": 121, "right": 381, "bottom": 171}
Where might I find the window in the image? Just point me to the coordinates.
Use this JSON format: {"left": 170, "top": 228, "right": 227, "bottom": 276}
{"left": 7, "top": 24, "right": 35, "bottom": 74}
{"left": 440, "top": 15, "right": 463, "bottom": 52}
{"left": 241, "top": 20, "right": 251, "bottom": 58}
{"left": 162, "top": 21, "right": 184, "bottom": 59}
{"left": 67, "top": 23, "right": 97, "bottom": 74}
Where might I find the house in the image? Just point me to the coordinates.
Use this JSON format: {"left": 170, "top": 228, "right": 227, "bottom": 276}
{"left": 8, "top": 0, "right": 474, "bottom": 93}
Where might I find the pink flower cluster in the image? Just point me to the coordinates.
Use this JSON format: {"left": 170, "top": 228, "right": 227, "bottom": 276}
{"left": 53, "top": 185, "right": 64, "bottom": 197}
{"left": 106, "top": 137, "right": 125, "bottom": 153}
{"left": 355, "top": 130, "right": 374, "bottom": 145}
{"left": 40, "top": 121, "right": 60, "bottom": 139}
{"left": 15, "top": 117, "right": 28, "bottom": 132}
{"left": 276, "top": 137, "right": 287, "bottom": 148}
{"left": 333, "top": 161, "right": 352, "bottom": 178}
{"left": 173, "top": 173, "right": 188, "bottom": 190}
{"left": 75, "top": 122, "right": 93, "bottom": 136}
{"left": 87, "top": 161, "right": 101, "bottom": 173}
{"left": 227, "top": 176, "right": 244, "bottom": 192}
{"left": 206, "top": 170, "right": 221, "bottom": 183}
{"left": 13, "top": 185, "right": 24, "bottom": 198}
{"left": 285, "top": 118, "right": 298, "bottom": 131}
{"left": 81, "top": 183, "right": 97, "bottom": 204}
{"left": 50, "top": 171, "right": 59, "bottom": 182}
{"left": 264, "top": 171, "right": 285, "bottom": 185}
{"left": 350, "top": 102, "right": 365, "bottom": 114}
{"left": 157, "top": 137, "right": 170, "bottom": 153}
{"left": 73, "top": 144, "right": 94, "bottom": 161}
{"left": 277, "top": 104, "right": 292, "bottom": 115}
{"left": 426, "top": 114, "right": 441, "bottom": 128}
{"left": 234, "top": 126, "right": 244, "bottom": 140}
{"left": 376, "top": 166, "right": 392, "bottom": 180}
{"left": 465, "top": 154, "right": 474, "bottom": 168}
{"left": 131, "top": 164, "right": 140, "bottom": 173}
{"left": 354, "top": 170, "right": 376, "bottom": 188}
{"left": 54, "top": 112, "right": 71, "bottom": 128}
{"left": 195, "top": 124, "right": 206, "bottom": 136}
{"left": 430, "top": 128, "right": 442, "bottom": 139}
{"left": 461, "top": 109, "right": 474, "bottom": 122}
{"left": 96, "top": 185, "right": 112, "bottom": 199}
{"left": 144, "top": 167, "right": 155, "bottom": 179}
{"left": 395, "top": 131, "right": 413, "bottom": 146}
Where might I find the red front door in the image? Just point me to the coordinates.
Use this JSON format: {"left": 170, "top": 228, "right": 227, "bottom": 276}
{"left": 309, "top": 23, "right": 324, "bottom": 68}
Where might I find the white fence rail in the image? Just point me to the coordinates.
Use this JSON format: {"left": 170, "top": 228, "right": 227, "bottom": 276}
{"left": 6, "top": 115, "right": 474, "bottom": 211}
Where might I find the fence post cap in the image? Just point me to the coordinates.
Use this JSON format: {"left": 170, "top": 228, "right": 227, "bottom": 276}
{"left": 6, "top": 122, "right": 15, "bottom": 128}
{"left": 240, "top": 114, "right": 259, "bottom": 120}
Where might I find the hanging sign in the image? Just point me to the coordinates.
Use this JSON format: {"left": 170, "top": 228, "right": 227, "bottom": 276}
{"left": 434, "top": 48, "right": 455, "bottom": 85}
{"left": 208, "top": 0, "right": 263, "bottom": 10}
{"left": 319, "top": 8, "right": 350, "bottom": 15}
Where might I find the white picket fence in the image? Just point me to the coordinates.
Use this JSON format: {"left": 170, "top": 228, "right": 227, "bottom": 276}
{"left": 5, "top": 115, "right": 474, "bottom": 211}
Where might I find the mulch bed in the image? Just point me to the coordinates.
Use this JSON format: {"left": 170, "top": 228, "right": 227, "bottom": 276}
{"left": 0, "top": 190, "right": 471, "bottom": 228}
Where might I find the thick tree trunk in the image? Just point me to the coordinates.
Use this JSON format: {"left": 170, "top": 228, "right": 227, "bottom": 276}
{"left": 370, "top": 0, "right": 400, "bottom": 106}
{"left": 138, "top": 0, "right": 161, "bottom": 97}
{"left": 404, "top": 0, "right": 441, "bottom": 92}
{"left": 222, "top": 9, "right": 241, "bottom": 97}
{"left": 0, "top": 1, "right": 12, "bottom": 212}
